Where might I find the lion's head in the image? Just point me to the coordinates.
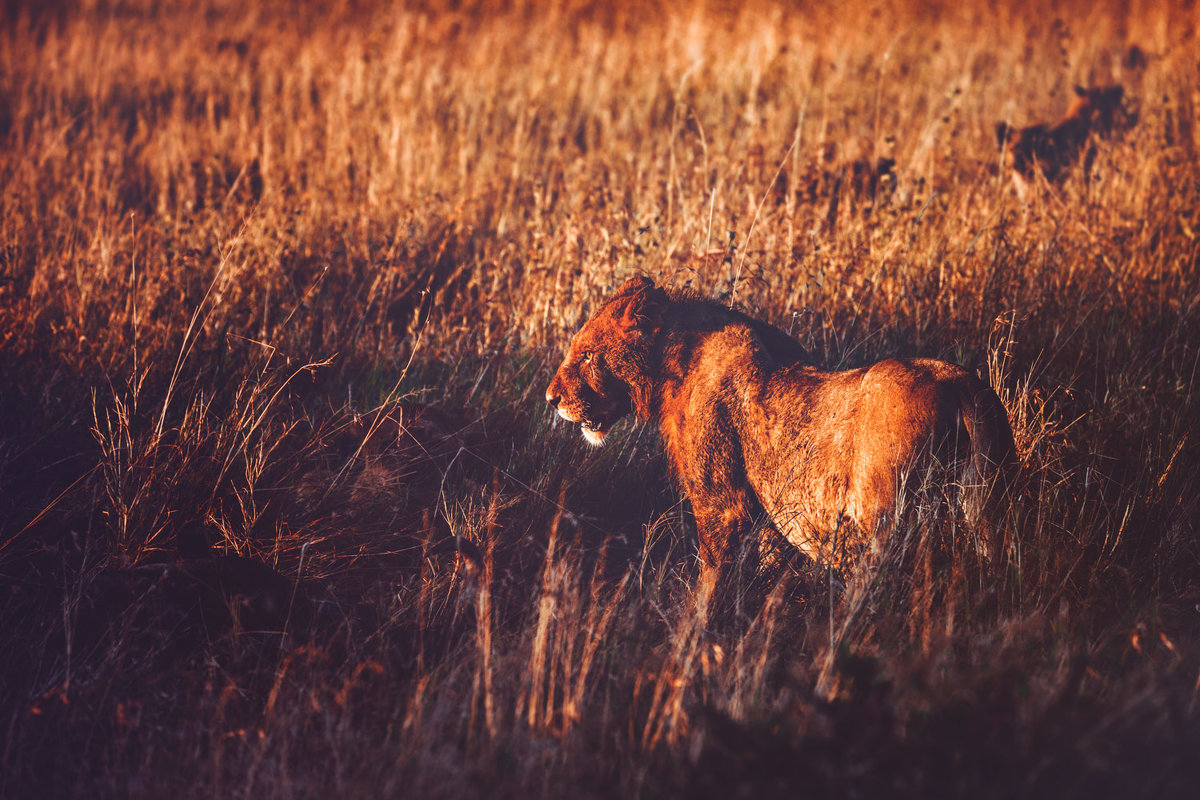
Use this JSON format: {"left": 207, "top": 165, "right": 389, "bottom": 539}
{"left": 546, "top": 276, "right": 664, "bottom": 446}
{"left": 1066, "top": 84, "right": 1136, "bottom": 132}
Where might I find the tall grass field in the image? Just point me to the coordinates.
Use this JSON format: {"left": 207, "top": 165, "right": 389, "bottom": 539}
{"left": 2, "top": 0, "right": 1198, "bottom": 796}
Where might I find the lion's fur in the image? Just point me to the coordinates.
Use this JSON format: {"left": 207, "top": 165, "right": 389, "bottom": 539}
{"left": 547, "top": 276, "right": 1016, "bottom": 584}
{"left": 996, "top": 85, "right": 1135, "bottom": 191}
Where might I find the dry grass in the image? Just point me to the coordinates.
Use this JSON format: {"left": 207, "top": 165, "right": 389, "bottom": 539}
{"left": 2, "top": 0, "right": 1198, "bottom": 796}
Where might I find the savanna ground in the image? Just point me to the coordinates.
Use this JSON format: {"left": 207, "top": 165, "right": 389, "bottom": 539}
{"left": 2, "top": 0, "right": 1199, "bottom": 796}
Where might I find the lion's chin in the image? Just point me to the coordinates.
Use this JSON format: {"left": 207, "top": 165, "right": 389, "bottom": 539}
{"left": 581, "top": 426, "right": 608, "bottom": 447}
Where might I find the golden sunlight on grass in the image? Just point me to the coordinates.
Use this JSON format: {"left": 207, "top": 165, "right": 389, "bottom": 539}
{"left": 1, "top": 0, "right": 1198, "bottom": 796}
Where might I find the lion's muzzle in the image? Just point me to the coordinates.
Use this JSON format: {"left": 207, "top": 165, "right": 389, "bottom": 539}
{"left": 547, "top": 382, "right": 609, "bottom": 445}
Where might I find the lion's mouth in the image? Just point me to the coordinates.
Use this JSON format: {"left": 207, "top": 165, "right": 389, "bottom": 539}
{"left": 553, "top": 406, "right": 614, "bottom": 446}
{"left": 580, "top": 420, "right": 610, "bottom": 446}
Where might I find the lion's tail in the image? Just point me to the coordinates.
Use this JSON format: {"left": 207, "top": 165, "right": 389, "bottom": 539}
{"left": 956, "top": 381, "right": 1018, "bottom": 550}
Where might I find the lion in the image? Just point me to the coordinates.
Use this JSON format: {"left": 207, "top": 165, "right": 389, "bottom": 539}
{"left": 546, "top": 276, "right": 1016, "bottom": 589}
{"left": 995, "top": 84, "right": 1136, "bottom": 194}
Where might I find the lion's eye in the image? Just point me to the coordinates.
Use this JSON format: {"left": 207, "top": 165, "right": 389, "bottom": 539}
{"left": 581, "top": 352, "right": 593, "bottom": 364}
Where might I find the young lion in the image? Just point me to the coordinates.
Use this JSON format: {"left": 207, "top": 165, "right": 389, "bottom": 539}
{"left": 546, "top": 276, "right": 1015, "bottom": 589}
{"left": 995, "top": 84, "right": 1135, "bottom": 193}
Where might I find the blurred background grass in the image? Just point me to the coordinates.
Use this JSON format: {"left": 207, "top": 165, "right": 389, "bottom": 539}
{"left": 1, "top": 0, "right": 1198, "bottom": 796}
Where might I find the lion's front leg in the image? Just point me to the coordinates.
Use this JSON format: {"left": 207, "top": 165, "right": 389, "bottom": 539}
{"left": 690, "top": 489, "right": 763, "bottom": 598}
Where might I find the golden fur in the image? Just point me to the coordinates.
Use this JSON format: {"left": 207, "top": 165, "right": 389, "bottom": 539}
{"left": 547, "top": 276, "right": 1016, "bottom": 586}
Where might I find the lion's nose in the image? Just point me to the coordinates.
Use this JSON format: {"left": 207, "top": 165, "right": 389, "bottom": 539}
{"left": 546, "top": 391, "right": 561, "bottom": 408}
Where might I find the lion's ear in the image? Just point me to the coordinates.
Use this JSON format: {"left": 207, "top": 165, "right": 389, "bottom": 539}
{"left": 614, "top": 278, "right": 664, "bottom": 332}
{"left": 617, "top": 275, "right": 656, "bottom": 293}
